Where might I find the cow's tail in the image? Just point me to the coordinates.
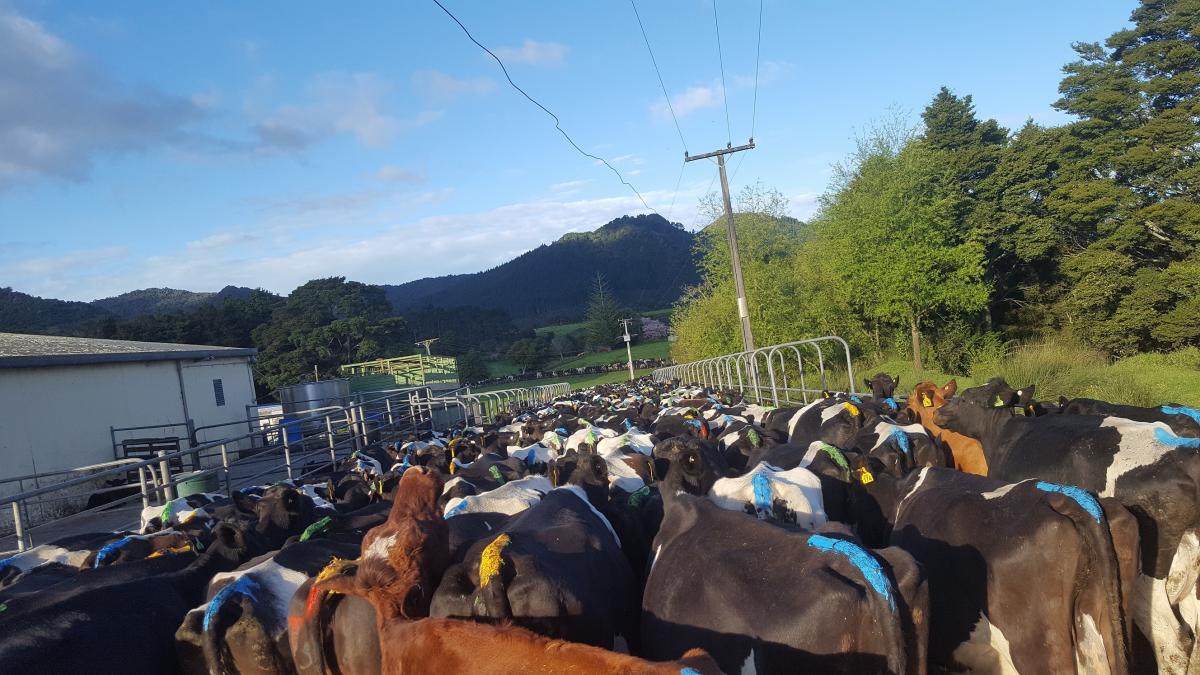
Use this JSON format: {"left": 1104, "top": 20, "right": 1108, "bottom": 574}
{"left": 201, "top": 575, "right": 267, "bottom": 675}
{"left": 807, "top": 534, "right": 907, "bottom": 675}
{"left": 472, "top": 534, "right": 514, "bottom": 620}
{"left": 289, "top": 558, "right": 359, "bottom": 675}
{"left": 1042, "top": 483, "right": 1130, "bottom": 675}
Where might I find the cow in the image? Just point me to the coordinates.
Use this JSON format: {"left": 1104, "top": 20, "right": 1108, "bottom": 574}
{"left": 851, "top": 464, "right": 1136, "bottom": 674}
{"left": 1061, "top": 399, "right": 1200, "bottom": 437}
{"left": 935, "top": 391, "right": 1200, "bottom": 672}
{"left": 760, "top": 398, "right": 865, "bottom": 450}
{"left": 0, "top": 522, "right": 263, "bottom": 674}
{"left": 287, "top": 574, "right": 380, "bottom": 675}
{"left": 642, "top": 455, "right": 924, "bottom": 674}
{"left": 865, "top": 372, "right": 901, "bottom": 410}
{"left": 377, "top": 618, "right": 720, "bottom": 675}
{"left": 905, "top": 380, "right": 989, "bottom": 475}
{"left": 174, "top": 538, "right": 361, "bottom": 675}
{"left": 431, "top": 485, "right": 637, "bottom": 651}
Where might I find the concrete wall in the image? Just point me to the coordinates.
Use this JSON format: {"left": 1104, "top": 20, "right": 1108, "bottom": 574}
{"left": 0, "top": 357, "right": 256, "bottom": 483}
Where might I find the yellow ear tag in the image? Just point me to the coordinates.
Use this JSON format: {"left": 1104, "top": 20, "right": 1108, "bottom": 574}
{"left": 993, "top": 395, "right": 1006, "bottom": 408}
{"left": 857, "top": 468, "right": 875, "bottom": 485}
{"left": 843, "top": 402, "right": 860, "bottom": 417}
{"left": 921, "top": 394, "right": 933, "bottom": 408}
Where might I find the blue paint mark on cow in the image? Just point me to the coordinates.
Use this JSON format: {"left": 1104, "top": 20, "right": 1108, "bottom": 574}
{"left": 850, "top": 395, "right": 863, "bottom": 405}
{"left": 0, "top": 558, "right": 14, "bottom": 573}
{"left": 751, "top": 473, "right": 773, "bottom": 519}
{"left": 681, "top": 669, "right": 702, "bottom": 675}
{"left": 445, "top": 500, "right": 469, "bottom": 518}
{"left": 686, "top": 419, "right": 702, "bottom": 429}
{"left": 93, "top": 536, "right": 134, "bottom": 568}
{"left": 554, "top": 427, "right": 568, "bottom": 436}
{"left": 883, "top": 397, "right": 898, "bottom": 410}
{"left": 1035, "top": 481, "right": 1103, "bottom": 523}
{"left": 807, "top": 534, "right": 895, "bottom": 610}
{"left": 1162, "top": 405, "right": 1200, "bottom": 425}
{"left": 203, "top": 575, "right": 262, "bottom": 631}
{"left": 890, "top": 427, "right": 911, "bottom": 456}
{"left": 1155, "top": 427, "right": 1200, "bottom": 448}
{"left": 623, "top": 418, "right": 633, "bottom": 430}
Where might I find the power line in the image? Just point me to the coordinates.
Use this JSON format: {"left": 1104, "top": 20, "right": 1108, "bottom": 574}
{"left": 665, "top": 160, "right": 686, "bottom": 223}
{"left": 750, "top": 0, "right": 763, "bottom": 140}
{"left": 430, "top": 0, "right": 657, "bottom": 214}
{"left": 711, "top": 0, "right": 732, "bottom": 145}
{"left": 630, "top": 0, "right": 687, "bottom": 154}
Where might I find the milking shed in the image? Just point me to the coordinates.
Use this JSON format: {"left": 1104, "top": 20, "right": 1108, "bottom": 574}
{"left": 0, "top": 332, "right": 257, "bottom": 485}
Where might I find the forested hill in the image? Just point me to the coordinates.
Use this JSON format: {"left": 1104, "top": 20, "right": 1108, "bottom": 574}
{"left": 0, "top": 285, "right": 257, "bottom": 333}
{"left": 92, "top": 286, "right": 256, "bottom": 319}
{"left": 383, "top": 213, "right": 699, "bottom": 326}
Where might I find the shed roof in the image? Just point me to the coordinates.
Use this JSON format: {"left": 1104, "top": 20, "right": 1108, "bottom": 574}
{"left": 0, "top": 332, "right": 256, "bottom": 369}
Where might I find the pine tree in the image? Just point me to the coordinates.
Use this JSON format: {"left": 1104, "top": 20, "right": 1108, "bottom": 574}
{"left": 584, "top": 275, "right": 625, "bottom": 350}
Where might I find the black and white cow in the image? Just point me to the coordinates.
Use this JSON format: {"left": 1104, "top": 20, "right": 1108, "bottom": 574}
{"left": 1061, "top": 399, "right": 1200, "bottom": 437}
{"left": 851, "top": 465, "right": 1137, "bottom": 674}
{"left": 936, "top": 392, "right": 1200, "bottom": 672}
{"left": 431, "top": 485, "right": 637, "bottom": 651}
{"left": 642, "top": 446, "right": 926, "bottom": 674}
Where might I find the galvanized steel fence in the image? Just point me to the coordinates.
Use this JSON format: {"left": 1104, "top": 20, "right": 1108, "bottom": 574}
{"left": 652, "top": 336, "right": 857, "bottom": 406}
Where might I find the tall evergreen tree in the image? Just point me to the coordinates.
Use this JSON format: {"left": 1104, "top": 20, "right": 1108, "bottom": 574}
{"left": 584, "top": 275, "right": 625, "bottom": 350}
{"left": 1048, "top": 0, "right": 1200, "bottom": 353}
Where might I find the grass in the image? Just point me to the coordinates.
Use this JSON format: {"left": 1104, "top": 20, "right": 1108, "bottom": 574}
{"left": 553, "top": 340, "right": 670, "bottom": 370}
{"left": 857, "top": 342, "right": 1200, "bottom": 408}
{"left": 473, "top": 368, "right": 656, "bottom": 393}
{"left": 534, "top": 308, "right": 673, "bottom": 338}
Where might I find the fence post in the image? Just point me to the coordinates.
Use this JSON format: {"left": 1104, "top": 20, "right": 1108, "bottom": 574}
{"left": 326, "top": 416, "right": 338, "bottom": 463}
{"left": 385, "top": 398, "right": 395, "bottom": 430}
{"left": 12, "top": 502, "right": 26, "bottom": 552}
{"left": 344, "top": 408, "right": 359, "bottom": 455}
{"left": 281, "top": 424, "right": 294, "bottom": 481}
{"left": 157, "top": 450, "right": 176, "bottom": 501}
{"left": 137, "top": 466, "right": 151, "bottom": 510}
{"left": 219, "top": 443, "right": 232, "bottom": 496}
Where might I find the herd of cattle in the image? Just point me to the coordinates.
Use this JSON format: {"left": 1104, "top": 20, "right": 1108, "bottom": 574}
{"left": 1, "top": 374, "right": 1199, "bottom": 674}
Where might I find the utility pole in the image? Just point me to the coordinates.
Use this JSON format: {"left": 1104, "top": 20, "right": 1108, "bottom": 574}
{"left": 685, "top": 140, "right": 756, "bottom": 352}
{"left": 414, "top": 338, "right": 439, "bottom": 356}
{"left": 618, "top": 318, "right": 636, "bottom": 382}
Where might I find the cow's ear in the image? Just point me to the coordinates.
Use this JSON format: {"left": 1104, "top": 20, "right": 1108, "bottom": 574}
{"left": 1058, "top": 395, "right": 1069, "bottom": 408}
{"left": 1016, "top": 385, "right": 1036, "bottom": 406}
{"left": 232, "top": 490, "right": 257, "bottom": 516}
{"left": 943, "top": 379, "right": 958, "bottom": 397}
{"left": 863, "top": 378, "right": 871, "bottom": 389}
{"left": 892, "top": 375, "right": 900, "bottom": 389}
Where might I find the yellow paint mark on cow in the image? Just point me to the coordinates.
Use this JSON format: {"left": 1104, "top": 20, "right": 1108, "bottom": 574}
{"left": 147, "top": 543, "right": 192, "bottom": 558}
{"left": 479, "top": 534, "right": 512, "bottom": 588}
{"left": 843, "top": 402, "right": 861, "bottom": 417}
{"left": 314, "top": 557, "right": 357, "bottom": 585}
{"left": 921, "top": 394, "right": 933, "bottom": 408}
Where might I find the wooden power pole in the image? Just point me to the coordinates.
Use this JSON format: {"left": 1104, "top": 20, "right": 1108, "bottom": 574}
{"left": 618, "top": 318, "right": 636, "bottom": 381}
{"left": 685, "top": 140, "right": 756, "bottom": 352}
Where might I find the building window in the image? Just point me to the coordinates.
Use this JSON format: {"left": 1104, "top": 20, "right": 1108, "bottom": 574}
{"left": 213, "top": 378, "right": 225, "bottom": 407}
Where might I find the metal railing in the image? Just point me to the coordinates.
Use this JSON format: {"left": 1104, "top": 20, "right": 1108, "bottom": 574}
{"left": 0, "top": 388, "right": 425, "bottom": 552}
{"left": 339, "top": 354, "right": 459, "bottom": 386}
{"left": 652, "top": 336, "right": 856, "bottom": 406}
{"left": 421, "top": 383, "right": 572, "bottom": 427}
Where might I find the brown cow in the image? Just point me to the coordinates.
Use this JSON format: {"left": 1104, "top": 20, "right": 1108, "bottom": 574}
{"left": 906, "top": 380, "right": 988, "bottom": 475}
{"left": 378, "top": 618, "right": 721, "bottom": 675}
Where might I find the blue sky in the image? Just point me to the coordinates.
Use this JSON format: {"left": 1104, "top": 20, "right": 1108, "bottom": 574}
{"left": 0, "top": 0, "right": 1134, "bottom": 301}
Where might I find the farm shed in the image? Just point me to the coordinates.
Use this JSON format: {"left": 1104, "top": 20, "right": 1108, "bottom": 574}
{"left": 0, "top": 332, "right": 257, "bottom": 484}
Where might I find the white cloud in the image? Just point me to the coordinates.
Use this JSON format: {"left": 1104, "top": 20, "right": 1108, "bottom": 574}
{"left": 251, "top": 72, "right": 438, "bottom": 151}
{"left": 375, "top": 164, "right": 425, "bottom": 183}
{"left": 651, "top": 85, "right": 717, "bottom": 119}
{"left": 0, "top": 9, "right": 208, "bottom": 188}
{"left": 733, "top": 60, "right": 791, "bottom": 88}
{"left": 3, "top": 193, "right": 681, "bottom": 301}
{"left": 493, "top": 39, "right": 568, "bottom": 65}
{"left": 412, "top": 69, "right": 495, "bottom": 100}
{"left": 6, "top": 245, "right": 128, "bottom": 281}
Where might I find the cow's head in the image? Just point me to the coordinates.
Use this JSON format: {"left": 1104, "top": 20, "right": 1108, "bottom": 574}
{"left": 961, "top": 378, "right": 1035, "bottom": 410}
{"left": 567, "top": 453, "right": 611, "bottom": 507}
{"left": 933, "top": 395, "right": 1007, "bottom": 439}
{"left": 653, "top": 436, "right": 730, "bottom": 497}
{"left": 864, "top": 373, "right": 900, "bottom": 400}
{"left": 821, "top": 401, "right": 867, "bottom": 449}
{"left": 249, "top": 486, "right": 317, "bottom": 545}
{"left": 909, "top": 380, "right": 957, "bottom": 412}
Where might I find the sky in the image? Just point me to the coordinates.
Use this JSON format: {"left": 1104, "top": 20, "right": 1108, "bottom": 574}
{"left": 0, "top": 0, "right": 1136, "bottom": 302}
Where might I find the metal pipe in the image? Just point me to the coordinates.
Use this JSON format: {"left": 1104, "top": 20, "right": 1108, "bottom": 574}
{"left": 157, "top": 450, "right": 175, "bottom": 502}
{"left": 12, "top": 501, "right": 26, "bottom": 552}
{"left": 219, "top": 444, "right": 232, "bottom": 496}
{"left": 325, "top": 417, "right": 338, "bottom": 463}
{"left": 137, "top": 467, "right": 151, "bottom": 510}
